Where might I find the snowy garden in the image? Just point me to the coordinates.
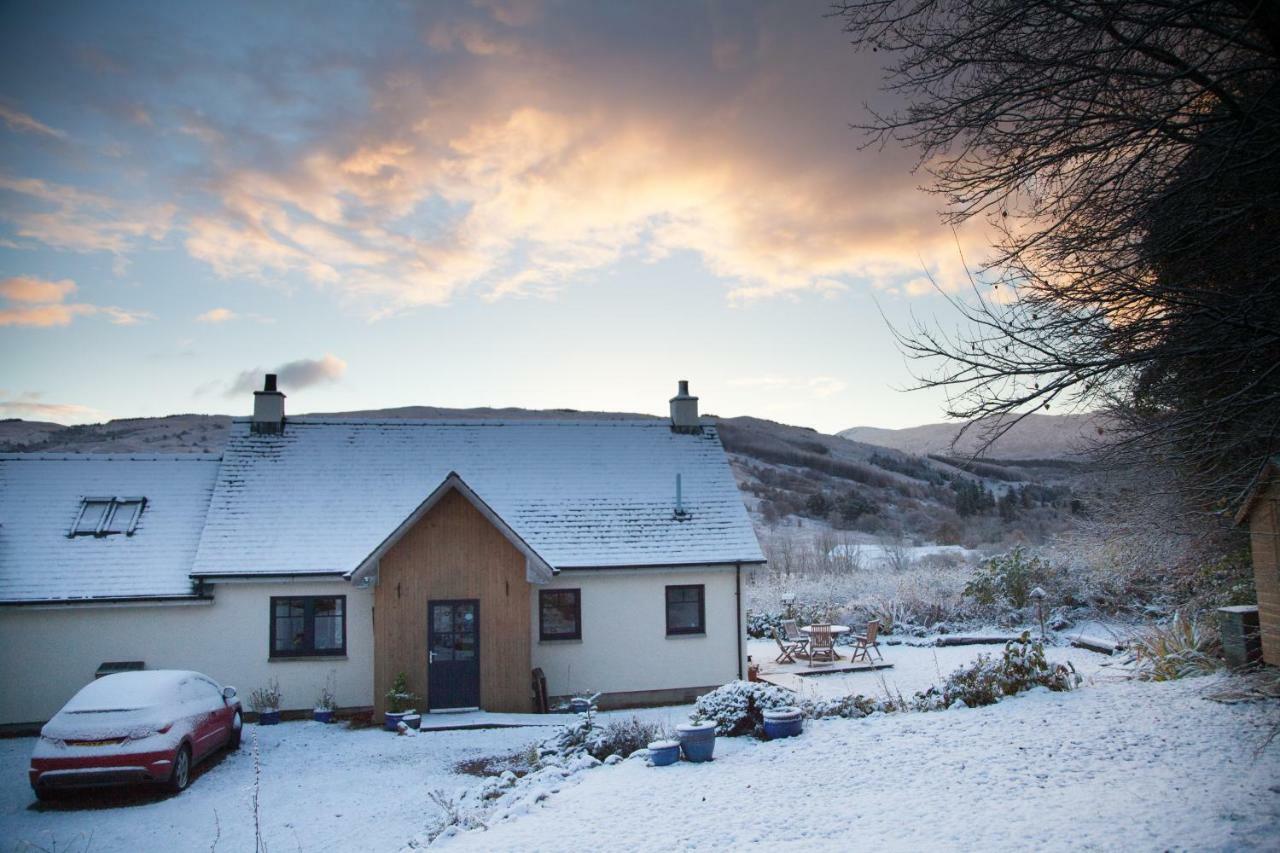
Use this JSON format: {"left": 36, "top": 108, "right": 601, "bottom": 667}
{"left": 3, "top": 638, "right": 1276, "bottom": 852}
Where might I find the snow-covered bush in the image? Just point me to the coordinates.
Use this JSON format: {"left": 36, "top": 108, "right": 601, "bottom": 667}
{"left": 553, "top": 714, "right": 662, "bottom": 761}
{"left": 911, "top": 632, "right": 1080, "bottom": 711}
{"left": 692, "top": 681, "right": 797, "bottom": 736}
{"left": 964, "top": 547, "right": 1056, "bottom": 609}
{"left": 805, "top": 693, "right": 893, "bottom": 719}
{"left": 1124, "top": 614, "right": 1220, "bottom": 681}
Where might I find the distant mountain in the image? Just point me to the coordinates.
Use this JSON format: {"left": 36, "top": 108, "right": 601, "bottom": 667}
{"left": 839, "top": 413, "right": 1108, "bottom": 460}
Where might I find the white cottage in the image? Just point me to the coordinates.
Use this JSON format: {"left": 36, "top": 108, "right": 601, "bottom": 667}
{"left": 0, "top": 380, "right": 764, "bottom": 726}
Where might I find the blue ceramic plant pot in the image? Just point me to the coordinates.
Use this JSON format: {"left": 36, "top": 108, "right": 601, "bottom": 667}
{"left": 675, "top": 722, "right": 717, "bottom": 762}
{"left": 648, "top": 740, "right": 680, "bottom": 767}
{"left": 312, "top": 709, "right": 334, "bottom": 724}
{"left": 762, "top": 707, "right": 803, "bottom": 740}
{"left": 384, "top": 711, "right": 408, "bottom": 731}
{"left": 258, "top": 710, "right": 281, "bottom": 726}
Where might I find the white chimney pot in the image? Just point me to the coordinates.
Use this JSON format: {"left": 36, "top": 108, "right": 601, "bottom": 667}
{"left": 669, "top": 379, "right": 700, "bottom": 432}
{"left": 252, "top": 373, "right": 286, "bottom": 434}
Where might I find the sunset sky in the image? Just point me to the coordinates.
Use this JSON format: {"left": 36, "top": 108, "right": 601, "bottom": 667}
{"left": 0, "top": 0, "right": 984, "bottom": 433}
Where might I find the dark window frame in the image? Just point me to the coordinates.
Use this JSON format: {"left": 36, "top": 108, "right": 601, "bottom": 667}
{"left": 538, "top": 588, "right": 582, "bottom": 641}
{"left": 665, "top": 584, "right": 706, "bottom": 636}
{"left": 269, "top": 595, "right": 347, "bottom": 658}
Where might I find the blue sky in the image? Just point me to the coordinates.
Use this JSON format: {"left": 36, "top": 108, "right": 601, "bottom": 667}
{"left": 0, "top": 1, "right": 983, "bottom": 433}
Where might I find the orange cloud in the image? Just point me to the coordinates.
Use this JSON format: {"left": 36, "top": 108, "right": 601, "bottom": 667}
{"left": 0, "top": 275, "right": 153, "bottom": 327}
{"left": 0, "top": 302, "right": 96, "bottom": 327}
{"left": 0, "top": 175, "right": 173, "bottom": 254}
{"left": 0, "top": 275, "right": 76, "bottom": 303}
{"left": 7, "top": 4, "right": 991, "bottom": 314}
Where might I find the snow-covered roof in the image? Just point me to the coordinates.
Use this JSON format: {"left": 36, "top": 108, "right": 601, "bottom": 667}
{"left": 193, "top": 418, "right": 764, "bottom": 577}
{"left": 0, "top": 455, "right": 220, "bottom": 603}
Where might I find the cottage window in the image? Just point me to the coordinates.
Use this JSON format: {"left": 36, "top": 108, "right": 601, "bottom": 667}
{"left": 270, "top": 596, "right": 346, "bottom": 658}
{"left": 539, "top": 589, "right": 582, "bottom": 641}
{"left": 70, "top": 497, "right": 146, "bottom": 536}
{"left": 665, "top": 585, "right": 705, "bottom": 635}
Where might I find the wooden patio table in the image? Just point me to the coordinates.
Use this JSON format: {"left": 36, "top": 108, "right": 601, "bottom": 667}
{"left": 800, "top": 624, "right": 851, "bottom": 660}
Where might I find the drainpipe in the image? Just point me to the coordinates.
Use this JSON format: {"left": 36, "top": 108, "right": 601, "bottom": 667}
{"left": 735, "top": 562, "right": 744, "bottom": 681}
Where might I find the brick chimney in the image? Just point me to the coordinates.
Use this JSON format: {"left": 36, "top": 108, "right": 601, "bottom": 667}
{"left": 252, "top": 373, "right": 285, "bottom": 434}
{"left": 669, "top": 380, "right": 700, "bottom": 433}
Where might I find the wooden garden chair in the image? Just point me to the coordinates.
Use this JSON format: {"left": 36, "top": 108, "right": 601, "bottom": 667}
{"left": 849, "top": 620, "right": 884, "bottom": 663}
{"left": 807, "top": 624, "right": 837, "bottom": 666}
{"left": 780, "top": 619, "right": 810, "bottom": 653}
{"left": 773, "top": 627, "right": 806, "bottom": 664}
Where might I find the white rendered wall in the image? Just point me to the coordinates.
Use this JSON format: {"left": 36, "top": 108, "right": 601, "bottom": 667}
{"left": 530, "top": 565, "right": 745, "bottom": 700}
{"left": 0, "top": 581, "right": 374, "bottom": 725}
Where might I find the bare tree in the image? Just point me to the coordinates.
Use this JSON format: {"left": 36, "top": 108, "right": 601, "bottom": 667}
{"left": 835, "top": 0, "right": 1280, "bottom": 509}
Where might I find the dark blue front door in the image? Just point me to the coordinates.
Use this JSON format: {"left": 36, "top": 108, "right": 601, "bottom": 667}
{"left": 428, "top": 600, "right": 480, "bottom": 710}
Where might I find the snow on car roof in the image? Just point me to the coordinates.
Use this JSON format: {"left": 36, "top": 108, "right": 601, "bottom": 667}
{"left": 193, "top": 418, "right": 765, "bottom": 577}
{"left": 63, "top": 670, "right": 207, "bottom": 712}
{"left": 0, "top": 455, "right": 220, "bottom": 603}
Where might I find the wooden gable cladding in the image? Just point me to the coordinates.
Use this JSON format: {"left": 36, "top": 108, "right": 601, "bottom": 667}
{"left": 1245, "top": 478, "right": 1280, "bottom": 665}
{"left": 373, "top": 488, "right": 533, "bottom": 714}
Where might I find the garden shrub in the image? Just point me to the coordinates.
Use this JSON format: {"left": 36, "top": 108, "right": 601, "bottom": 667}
{"left": 692, "top": 681, "right": 797, "bottom": 737}
{"left": 1126, "top": 614, "right": 1221, "bottom": 681}
{"left": 911, "top": 632, "right": 1080, "bottom": 710}
{"left": 964, "top": 547, "right": 1052, "bottom": 608}
{"left": 553, "top": 714, "right": 663, "bottom": 761}
{"left": 804, "top": 693, "right": 888, "bottom": 719}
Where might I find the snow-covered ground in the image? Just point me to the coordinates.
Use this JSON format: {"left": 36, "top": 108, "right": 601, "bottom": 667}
{"left": 0, "top": 722, "right": 543, "bottom": 852}
{"left": 439, "top": 675, "right": 1280, "bottom": 852}
{"left": 2, "top": 648, "right": 1276, "bottom": 852}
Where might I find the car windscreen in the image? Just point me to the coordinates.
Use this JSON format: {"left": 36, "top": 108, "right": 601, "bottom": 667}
{"left": 62, "top": 671, "right": 193, "bottom": 713}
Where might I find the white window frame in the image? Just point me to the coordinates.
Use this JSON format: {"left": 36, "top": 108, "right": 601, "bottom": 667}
{"left": 69, "top": 496, "right": 147, "bottom": 537}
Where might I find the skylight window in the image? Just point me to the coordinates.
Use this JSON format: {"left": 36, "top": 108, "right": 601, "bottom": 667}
{"left": 70, "top": 497, "right": 146, "bottom": 537}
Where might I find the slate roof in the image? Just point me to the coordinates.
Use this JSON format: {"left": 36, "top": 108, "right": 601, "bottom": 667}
{"left": 192, "top": 418, "right": 764, "bottom": 577}
{"left": 0, "top": 455, "right": 220, "bottom": 602}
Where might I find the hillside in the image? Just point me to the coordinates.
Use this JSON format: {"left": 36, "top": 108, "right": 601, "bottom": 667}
{"left": 839, "top": 413, "right": 1108, "bottom": 460}
{"left": 0, "top": 409, "right": 1087, "bottom": 549}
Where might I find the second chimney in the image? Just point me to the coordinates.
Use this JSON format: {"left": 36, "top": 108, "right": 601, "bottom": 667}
{"left": 252, "top": 373, "right": 286, "bottom": 434}
{"left": 669, "top": 379, "right": 700, "bottom": 432}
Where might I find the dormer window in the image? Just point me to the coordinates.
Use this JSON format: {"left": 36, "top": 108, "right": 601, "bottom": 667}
{"left": 71, "top": 497, "right": 146, "bottom": 537}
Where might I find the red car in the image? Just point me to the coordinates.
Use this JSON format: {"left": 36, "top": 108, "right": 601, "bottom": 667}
{"left": 29, "top": 670, "right": 242, "bottom": 799}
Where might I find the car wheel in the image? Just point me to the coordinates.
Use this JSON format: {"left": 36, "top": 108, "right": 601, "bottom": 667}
{"left": 167, "top": 743, "right": 192, "bottom": 793}
{"left": 228, "top": 712, "right": 243, "bottom": 750}
{"left": 33, "top": 786, "right": 57, "bottom": 803}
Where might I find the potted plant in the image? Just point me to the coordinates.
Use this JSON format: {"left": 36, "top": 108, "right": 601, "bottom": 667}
{"left": 384, "top": 672, "right": 417, "bottom": 731}
{"left": 313, "top": 670, "right": 337, "bottom": 723}
{"left": 762, "top": 706, "right": 804, "bottom": 740}
{"left": 250, "top": 678, "right": 282, "bottom": 725}
{"left": 675, "top": 720, "right": 717, "bottom": 762}
{"left": 647, "top": 739, "right": 680, "bottom": 767}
